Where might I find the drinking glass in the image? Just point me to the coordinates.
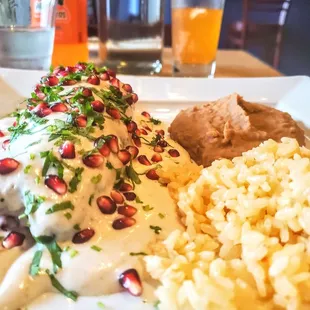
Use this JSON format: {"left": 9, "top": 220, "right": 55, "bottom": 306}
{"left": 96, "top": 0, "right": 164, "bottom": 75}
{"left": 171, "top": 0, "right": 225, "bottom": 77}
{"left": 0, "top": 0, "right": 57, "bottom": 70}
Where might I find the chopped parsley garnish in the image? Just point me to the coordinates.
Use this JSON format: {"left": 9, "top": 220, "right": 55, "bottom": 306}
{"left": 125, "top": 161, "right": 141, "bottom": 186}
{"left": 91, "top": 174, "right": 102, "bottom": 184}
{"left": 35, "top": 176, "right": 41, "bottom": 184}
{"left": 135, "top": 196, "right": 143, "bottom": 204}
{"left": 91, "top": 245, "right": 102, "bottom": 252}
{"left": 21, "top": 191, "right": 45, "bottom": 217}
{"left": 68, "top": 167, "right": 84, "bottom": 193}
{"left": 46, "top": 201, "right": 74, "bottom": 214}
{"left": 24, "top": 165, "right": 32, "bottom": 174}
{"left": 106, "top": 161, "right": 113, "bottom": 170}
{"left": 142, "top": 205, "right": 154, "bottom": 211}
{"left": 30, "top": 153, "right": 36, "bottom": 160}
{"left": 154, "top": 300, "right": 160, "bottom": 309}
{"left": 149, "top": 117, "right": 161, "bottom": 125}
{"left": 64, "top": 212, "right": 72, "bottom": 220}
{"left": 88, "top": 194, "right": 95, "bottom": 206}
{"left": 129, "top": 252, "right": 147, "bottom": 256}
{"left": 97, "top": 301, "right": 105, "bottom": 309}
{"left": 26, "top": 140, "right": 41, "bottom": 149}
{"left": 41, "top": 150, "right": 64, "bottom": 178}
{"left": 150, "top": 225, "right": 162, "bottom": 235}
{"left": 158, "top": 213, "right": 165, "bottom": 219}
{"left": 70, "top": 249, "right": 79, "bottom": 258}
{"left": 73, "top": 224, "right": 81, "bottom": 231}
{"left": 29, "top": 250, "right": 43, "bottom": 276}
{"left": 46, "top": 270, "right": 78, "bottom": 301}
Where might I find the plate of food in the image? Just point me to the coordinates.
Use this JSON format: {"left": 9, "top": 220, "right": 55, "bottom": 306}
{"left": 0, "top": 64, "right": 309, "bottom": 310}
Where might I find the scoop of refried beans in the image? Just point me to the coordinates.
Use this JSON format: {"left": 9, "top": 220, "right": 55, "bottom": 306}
{"left": 169, "top": 93, "right": 305, "bottom": 167}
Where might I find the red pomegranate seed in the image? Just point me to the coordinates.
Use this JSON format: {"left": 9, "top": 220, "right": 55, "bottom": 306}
{"left": 2, "top": 139, "right": 9, "bottom": 150}
{"left": 82, "top": 88, "right": 93, "bottom": 97}
{"left": 2, "top": 231, "right": 25, "bottom": 249}
{"left": 119, "top": 182, "right": 133, "bottom": 192}
{"left": 83, "top": 154, "right": 104, "bottom": 168}
{"left": 0, "top": 158, "right": 19, "bottom": 175}
{"left": 119, "top": 268, "right": 142, "bottom": 296}
{"left": 72, "top": 228, "right": 95, "bottom": 244}
{"left": 91, "top": 100, "right": 105, "bottom": 112}
{"left": 87, "top": 75, "right": 100, "bottom": 85}
{"left": 45, "top": 175, "right": 67, "bottom": 195}
{"left": 75, "top": 63, "right": 86, "bottom": 71}
{"left": 132, "top": 135, "right": 141, "bottom": 148}
{"left": 99, "top": 72, "right": 110, "bottom": 81}
{"left": 118, "top": 205, "right": 137, "bottom": 217}
{"left": 62, "top": 79, "right": 77, "bottom": 86}
{"left": 32, "top": 103, "right": 52, "bottom": 118}
{"left": 51, "top": 102, "right": 68, "bottom": 112}
{"left": 132, "top": 93, "right": 138, "bottom": 103}
{"left": 107, "top": 69, "right": 116, "bottom": 78}
{"left": 134, "top": 129, "right": 141, "bottom": 136}
{"left": 157, "top": 140, "right": 168, "bottom": 148}
{"left": 140, "top": 129, "right": 148, "bottom": 135}
{"left": 65, "top": 66, "right": 76, "bottom": 73}
{"left": 12, "top": 121, "right": 17, "bottom": 127}
{"left": 75, "top": 115, "right": 87, "bottom": 128}
{"left": 46, "top": 75, "right": 59, "bottom": 86}
{"left": 146, "top": 169, "right": 159, "bottom": 180}
{"left": 58, "top": 70, "right": 69, "bottom": 77}
{"left": 154, "top": 145, "right": 164, "bottom": 153}
{"left": 107, "top": 135, "right": 119, "bottom": 153}
{"left": 137, "top": 155, "right": 151, "bottom": 166}
{"left": 0, "top": 215, "right": 19, "bottom": 231}
{"left": 123, "top": 192, "right": 136, "bottom": 201}
{"left": 97, "top": 142, "right": 110, "bottom": 157}
{"left": 168, "top": 149, "right": 180, "bottom": 157}
{"left": 53, "top": 66, "right": 65, "bottom": 75}
{"left": 126, "top": 121, "right": 138, "bottom": 133}
{"left": 126, "top": 146, "right": 139, "bottom": 159}
{"left": 151, "top": 153, "right": 162, "bottom": 163}
{"left": 122, "top": 84, "right": 132, "bottom": 93}
{"left": 97, "top": 196, "right": 117, "bottom": 214}
{"left": 113, "top": 217, "right": 136, "bottom": 230}
{"left": 0, "top": 131, "right": 4, "bottom": 137}
{"left": 107, "top": 107, "right": 121, "bottom": 120}
{"left": 111, "top": 190, "right": 124, "bottom": 204}
{"left": 118, "top": 150, "right": 131, "bottom": 165}
{"left": 110, "top": 78, "right": 120, "bottom": 88}
{"left": 59, "top": 141, "right": 75, "bottom": 159}
{"left": 141, "top": 111, "right": 150, "bottom": 118}
{"left": 143, "top": 125, "right": 152, "bottom": 132}
{"left": 156, "top": 129, "right": 165, "bottom": 137}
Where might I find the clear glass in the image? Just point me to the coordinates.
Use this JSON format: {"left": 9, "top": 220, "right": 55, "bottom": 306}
{"left": 97, "top": 0, "right": 164, "bottom": 75}
{"left": 171, "top": 0, "right": 225, "bottom": 77}
{"left": 0, "top": 0, "right": 57, "bottom": 70}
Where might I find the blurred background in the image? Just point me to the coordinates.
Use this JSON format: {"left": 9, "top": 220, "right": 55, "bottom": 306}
{"left": 88, "top": 0, "right": 310, "bottom": 75}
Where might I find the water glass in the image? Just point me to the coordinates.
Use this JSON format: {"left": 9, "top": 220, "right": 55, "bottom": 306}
{"left": 96, "top": 0, "right": 164, "bottom": 75}
{"left": 0, "top": 0, "right": 57, "bottom": 70}
{"left": 171, "top": 0, "right": 225, "bottom": 77}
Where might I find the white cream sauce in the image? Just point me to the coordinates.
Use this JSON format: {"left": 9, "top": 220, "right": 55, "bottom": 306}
{"left": 0, "top": 78, "right": 189, "bottom": 309}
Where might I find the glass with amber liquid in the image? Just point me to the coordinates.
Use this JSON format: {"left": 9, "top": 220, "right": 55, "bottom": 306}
{"left": 171, "top": 0, "right": 225, "bottom": 77}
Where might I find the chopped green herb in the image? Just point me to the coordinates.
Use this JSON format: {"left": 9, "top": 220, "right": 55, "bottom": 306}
{"left": 30, "top": 153, "right": 36, "bottom": 160}
{"left": 142, "top": 205, "right": 153, "bottom": 211}
{"left": 35, "top": 176, "right": 41, "bottom": 184}
{"left": 91, "top": 245, "right": 102, "bottom": 252}
{"left": 154, "top": 300, "right": 160, "bottom": 309}
{"left": 150, "top": 225, "right": 162, "bottom": 235}
{"left": 23, "top": 165, "right": 32, "bottom": 174}
{"left": 125, "top": 161, "right": 141, "bottom": 186}
{"left": 46, "top": 270, "right": 78, "bottom": 301}
{"left": 149, "top": 117, "right": 162, "bottom": 125}
{"left": 46, "top": 201, "right": 74, "bottom": 214}
{"left": 88, "top": 194, "right": 95, "bottom": 206}
{"left": 69, "top": 167, "right": 84, "bottom": 193}
{"left": 41, "top": 150, "right": 64, "bottom": 178}
{"left": 158, "top": 213, "right": 165, "bottom": 219}
{"left": 97, "top": 301, "right": 105, "bottom": 309}
{"left": 91, "top": 174, "right": 102, "bottom": 184}
{"left": 135, "top": 196, "right": 143, "bottom": 204}
{"left": 23, "top": 191, "right": 45, "bottom": 216}
{"left": 29, "top": 250, "right": 43, "bottom": 276}
{"left": 70, "top": 249, "right": 79, "bottom": 258}
{"left": 106, "top": 161, "right": 113, "bottom": 170}
{"left": 73, "top": 224, "right": 81, "bottom": 231}
{"left": 64, "top": 212, "right": 72, "bottom": 220}
{"left": 129, "top": 252, "right": 147, "bottom": 256}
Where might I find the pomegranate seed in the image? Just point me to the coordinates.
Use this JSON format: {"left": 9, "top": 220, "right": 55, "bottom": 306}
{"left": 119, "top": 269, "right": 142, "bottom": 296}
{"left": 0, "top": 215, "right": 19, "bottom": 231}
{"left": 45, "top": 175, "right": 67, "bottom": 195}
{"left": 132, "top": 135, "right": 141, "bottom": 148}
{"left": 72, "top": 228, "right": 95, "bottom": 244}
{"left": 118, "top": 205, "right": 137, "bottom": 217}
{"left": 137, "top": 155, "right": 151, "bottom": 166}
{"left": 59, "top": 141, "right": 75, "bottom": 159}
{"left": 146, "top": 169, "right": 159, "bottom": 180}
{"left": 118, "top": 150, "right": 131, "bottom": 165}
{"left": 2, "top": 231, "right": 25, "bottom": 249}
{"left": 126, "top": 146, "right": 139, "bottom": 159}
{"left": 75, "top": 115, "right": 87, "bottom": 127}
{"left": 0, "top": 131, "right": 4, "bottom": 137}
{"left": 107, "top": 135, "right": 119, "bottom": 153}
{"left": 110, "top": 190, "right": 124, "bottom": 204}
{"left": 122, "top": 84, "right": 132, "bottom": 93}
{"left": 107, "top": 69, "right": 116, "bottom": 78}
{"left": 168, "top": 149, "right": 180, "bottom": 157}
{"left": 157, "top": 140, "right": 168, "bottom": 148}
{"left": 126, "top": 97, "right": 133, "bottom": 105}
{"left": 87, "top": 75, "right": 100, "bottom": 85}
{"left": 0, "top": 158, "right": 19, "bottom": 175}
{"left": 32, "top": 103, "right": 52, "bottom": 118}
{"left": 57, "top": 70, "right": 69, "bottom": 77}
{"left": 107, "top": 107, "right": 121, "bottom": 120}
{"left": 51, "top": 102, "right": 68, "bottom": 112}
{"left": 12, "top": 121, "right": 17, "bottom": 127}
{"left": 126, "top": 121, "right": 138, "bottom": 133}
{"left": 154, "top": 145, "right": 164, "bottom": 153}
{"left": 82, "top": 88, "right": 93, "bottom": 97}
{"left": 65, "top": 66, "right": 77, "bottom": 73}
{"left": 2, "top": 139, "right": 9, "bottom": 150}
{"left": 99, "top": 72, "right": 110, "bottom": 81}
{"left": 83, "top": 154, "right": 104, "bottom": 168}
{"left": 143, "top": 125, "right": 152, "bottom": 132}
{"left": 75, "top": 63, "right": 86, "bottom": 71}
{"left": 132, "top": 93, "right": 138, "bottom": 103}
{"left": 119, "top": 182, "right": 133, "bottom": 192}
{"left": 123, "top": 192, "right": 136, "bottom": 201}
{"left": 97, "top": 142, "right": 110, "bottom": 157}
{"left": 112, "top": 217, "right": 136, "bottom": 230}
{"left": 151, "top": 153, "right": 162, "bottom": 163}
{"left": 46, "top": 75, "right": 59, "bottom": 86}
{"left": 156, "top": 129, "right": 165, "bottom": 137}
{"left": 140, "top": 129, "right": 148, "bottom": 135}
{"left": 91, "top": 100, "right": 105, "bottom": 112}
{"left": 141, "top": 111, "right": 150, "bottom": 118}
{"left": 53, "top": 66, "right": 65, "bottom": 75}
{"left": 134, "top": 129, "right": 141, "bottom": 136}
{"left": 97, "top": 196, "right": 117, "bottom": 214}
{"left": 110, "top": 78, "right": 120, "bottom": 88}
{"left": 62, "top": 79, "right": 77, "bottom": 86}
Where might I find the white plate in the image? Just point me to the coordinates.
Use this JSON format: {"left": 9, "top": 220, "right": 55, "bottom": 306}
{"left": 0, "top": 68, "right": 309, "bottom": 309}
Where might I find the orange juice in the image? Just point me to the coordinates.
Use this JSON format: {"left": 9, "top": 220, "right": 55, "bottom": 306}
{"left": 52, "top": 0, "right": 88, "bottom": 66}
{"left": 172, "top": 7, "right": 223, "bottom": 65}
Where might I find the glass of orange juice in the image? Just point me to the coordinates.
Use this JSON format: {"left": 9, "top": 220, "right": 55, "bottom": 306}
{"left": 171, "top": 0, "right": 225, "bottom": 77}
